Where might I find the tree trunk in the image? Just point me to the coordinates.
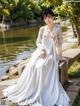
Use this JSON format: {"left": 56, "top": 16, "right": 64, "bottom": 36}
{"left": 2, "top": 15, "right": 4, "bottom": 24}
{"left": 71, "top": 16, "right": 80, "bottom": 46}
{"left": 71, "top": 23, "right": 77, "bottom": 37}
{"left": 75, "top": 23, "right": 80, "bottom": 46}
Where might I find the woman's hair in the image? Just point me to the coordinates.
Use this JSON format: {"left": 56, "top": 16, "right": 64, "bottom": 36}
{"left": 41, "top": 8, "right": 55, "bottom": 20}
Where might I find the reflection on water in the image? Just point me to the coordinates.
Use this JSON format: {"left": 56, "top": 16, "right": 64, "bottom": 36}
{"left": 0, "top": 26, "right": 40, "bottom": 76}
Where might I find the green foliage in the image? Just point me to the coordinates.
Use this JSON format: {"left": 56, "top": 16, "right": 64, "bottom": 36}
{"left": 43, "top": 0, "right": 62, "bottom": 7}
{"left": 68, "top": 61, "right": 80, "bottom": 78}
{"left": 73, "top": 91, "right": 80, "bottom": 106}
{"left": 0, "top": 0, "right": 42, "bottom": 22}
{"left": 0, "top": 0, "right": 80, "bottom": 28}
{"left": 2, "top": 8, "right": 10, "bottom": 16}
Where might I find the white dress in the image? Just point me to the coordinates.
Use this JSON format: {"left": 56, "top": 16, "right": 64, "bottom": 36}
{"left": 3, "top": 25, "right": 70, "bottom": 106}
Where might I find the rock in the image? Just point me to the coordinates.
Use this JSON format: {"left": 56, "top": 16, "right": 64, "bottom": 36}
{"left": 0, "top": 85, "right": 7, "bottom": 99}
{"left": 0, "top": 58, "right": 29, "bottom": 82}
{"left": 1, "top": 75, "right": 9, "bottom": 81}
{"left": 6, "top": 69, "right": 9, "bottom": 73}
{"left": 8, "top": 59, "right": 29, "bottom": 76}
{"left": 9, "top": 66, "right": 19, "bottom": 76}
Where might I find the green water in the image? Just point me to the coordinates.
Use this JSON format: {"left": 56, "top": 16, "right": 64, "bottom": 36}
{"left": 0, "top": 26, "right": 40, "bottom": 76}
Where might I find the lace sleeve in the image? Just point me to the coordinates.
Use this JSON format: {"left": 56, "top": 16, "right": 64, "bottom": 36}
{"left": 57, "top": 25, "right": 63, "bottom": 46}
{"left": 36, "top": 27, "right": 44, "bottom": 48}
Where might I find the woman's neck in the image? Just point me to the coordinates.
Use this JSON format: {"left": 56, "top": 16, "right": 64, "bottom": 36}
{"left": 47, "top": 23, "right": 55, "bottom": 32}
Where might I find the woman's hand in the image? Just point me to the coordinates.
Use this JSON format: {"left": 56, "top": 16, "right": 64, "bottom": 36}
{"left": 39, "top": 49, "right": 46, "bottom": 59}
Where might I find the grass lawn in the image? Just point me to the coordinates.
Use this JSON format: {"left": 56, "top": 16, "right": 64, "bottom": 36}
{"left": 68, "top": 61, "right": 80, "bottom": 78}
{"left": 68, "top": 61, "right": 80, "bottom": 106}
{"left": 73, "top": 90, "right": 80, "bottom": 106}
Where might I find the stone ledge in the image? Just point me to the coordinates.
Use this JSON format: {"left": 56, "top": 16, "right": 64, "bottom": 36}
{"left": 67, "top": 84, "right": 80, "bottom": 106}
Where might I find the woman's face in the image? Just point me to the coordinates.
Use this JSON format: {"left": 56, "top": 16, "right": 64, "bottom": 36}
{"left": 43, "top": 14, "right": 54, "bottom": 25}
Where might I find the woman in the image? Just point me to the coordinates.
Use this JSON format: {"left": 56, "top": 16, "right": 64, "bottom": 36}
{"left": 2, "top": 8, "right": 70, "bottom": 106}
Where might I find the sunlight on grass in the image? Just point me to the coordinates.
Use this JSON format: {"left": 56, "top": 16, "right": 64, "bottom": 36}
{"left": 68, "top": 61, "right": 80, "bottom": 78}
{"left": 62, "top": 26, "right": 69, "bottom": 32}
{"left": 71, "top": 44, "right": 78, "bottom": 49}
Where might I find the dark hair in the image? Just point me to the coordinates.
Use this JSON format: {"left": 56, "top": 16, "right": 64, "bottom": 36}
{"left": 41, "top": 8, "right": 55, "bottom": 20}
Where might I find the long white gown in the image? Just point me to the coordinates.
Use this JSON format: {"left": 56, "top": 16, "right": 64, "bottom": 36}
{"left": 3, "top": 25, "right": 70, "bottom": 106}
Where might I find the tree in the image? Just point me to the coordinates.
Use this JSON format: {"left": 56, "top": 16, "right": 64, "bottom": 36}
{"left": 54, "top": 1, "right": 80, "bottom": 45}
{"left": 0, "top": 0, "right": 19, "bottom": 23}
{"left": 0, "top": 0, "right": 42, "bottom": 23}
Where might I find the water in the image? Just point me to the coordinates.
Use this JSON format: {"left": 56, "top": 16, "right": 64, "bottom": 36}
{"left": 0, "top": 26, "right": 40, "bottom": 77}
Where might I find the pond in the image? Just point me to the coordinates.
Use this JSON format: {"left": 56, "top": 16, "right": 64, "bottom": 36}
{"left": 0, "top": 26, "right": 40, "bottom": 77}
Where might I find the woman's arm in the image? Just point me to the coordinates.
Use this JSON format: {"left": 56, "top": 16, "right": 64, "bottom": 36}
{"left": 50, "top": 25, "right": 63, "bottom": 47}
{"left": 36, "top": 27, "right": 47, "bottom": 59}
{"left": 36, "top": 27, "right": 43, "bottom": 47}
{"left": 57, "top": 25, "right": 63, "bottom": 46}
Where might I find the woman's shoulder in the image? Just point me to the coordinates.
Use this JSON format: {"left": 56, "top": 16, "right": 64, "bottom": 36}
{"left": 55, "top": 23, "right": 61, "bottom": 29}
{"left": 40, "top": 25, "right": 46, "bottom": 30}
{"left": 54, "top": 24, "right": 62, "bottom": 33}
